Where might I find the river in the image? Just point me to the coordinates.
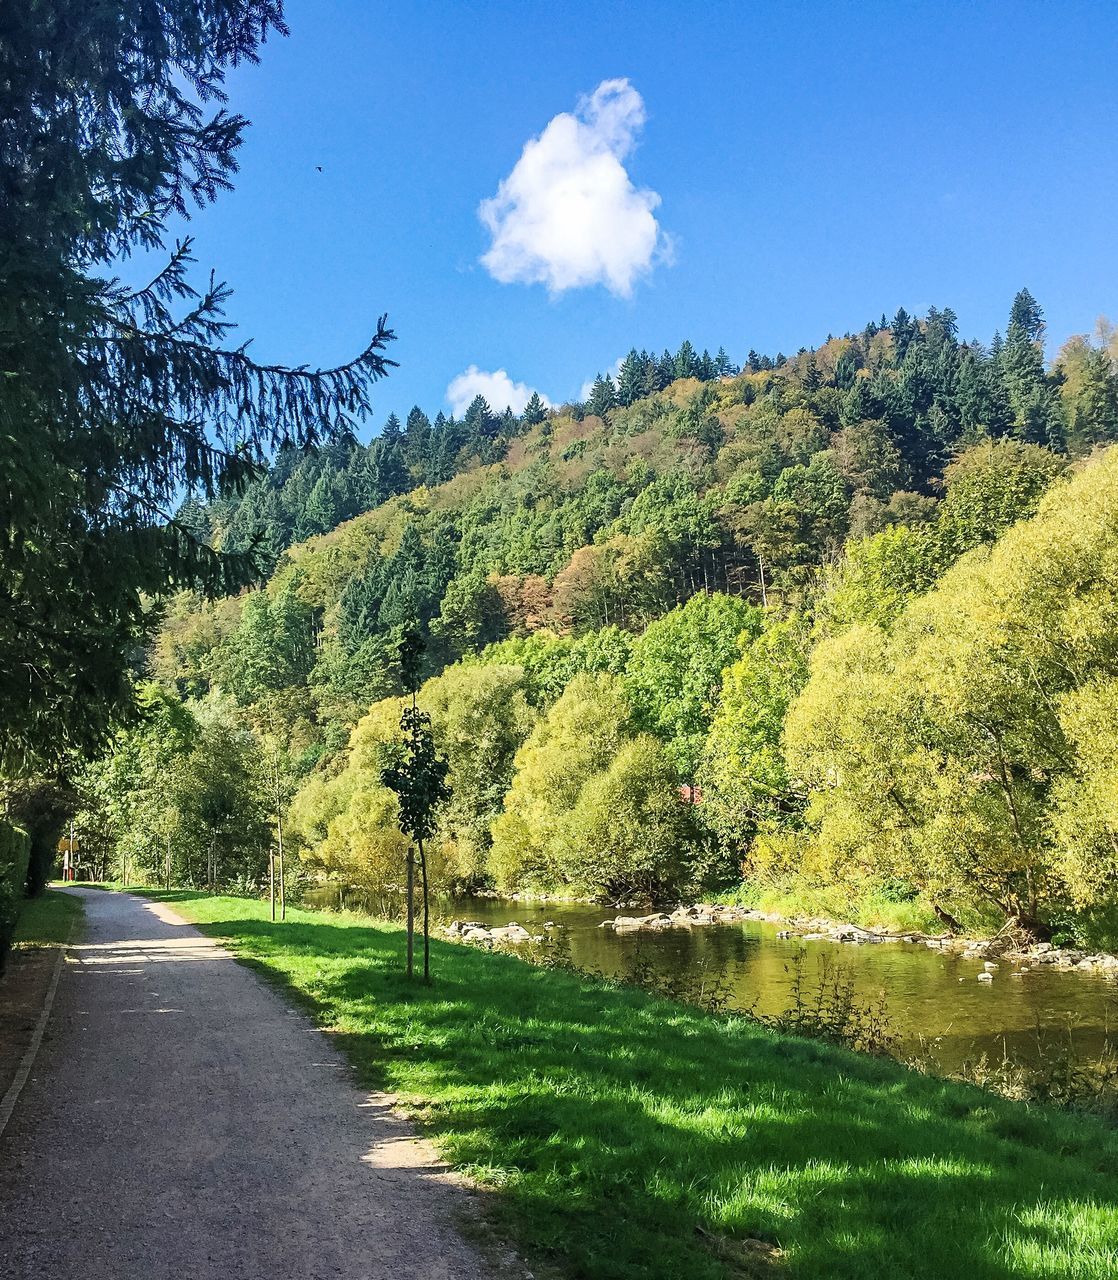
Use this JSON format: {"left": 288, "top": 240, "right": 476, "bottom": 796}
{"left": 304, "top": 888, "right": 1117, "bottom": 1075}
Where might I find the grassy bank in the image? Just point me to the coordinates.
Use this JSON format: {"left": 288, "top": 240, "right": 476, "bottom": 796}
{"left": 144, "top": 889, "right": 1118, "bottom": 1280}
{"left": 712, "top": 881, "right": 986, "bottom": 937}
{"left": 13, "top": 888, "right": 84, "bottom": 947}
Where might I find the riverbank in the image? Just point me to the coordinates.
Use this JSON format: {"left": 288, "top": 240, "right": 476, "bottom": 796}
{"left": 588, "top": 902, "right": 1118, "bottom": 974}
{"left": 451, "top": 895, "right": 1118, "bottom": 975}
{"left": 139, "top": 888, "right": 1118, "bottom": 1280}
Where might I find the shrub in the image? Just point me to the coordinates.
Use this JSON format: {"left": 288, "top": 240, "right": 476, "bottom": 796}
{"left": 0, "top": 819, "right": 31, "bottom": 972}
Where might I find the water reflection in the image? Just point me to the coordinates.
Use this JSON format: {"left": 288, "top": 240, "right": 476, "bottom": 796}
{"left": 302, "top": 887, "right": 1117, "bottom": 1073}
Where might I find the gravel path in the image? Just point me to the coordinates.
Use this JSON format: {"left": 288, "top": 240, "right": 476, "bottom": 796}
{"left": 0, "top": 888, "right": 493, "bottom": 1279}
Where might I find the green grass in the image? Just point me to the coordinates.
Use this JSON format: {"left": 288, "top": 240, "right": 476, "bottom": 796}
{"left": 711, "top": 881, "right": 990, "bottom": 937}
{"left": 141, "top": 889, "right": 1118, "bottom": 1280}
{"left": 13, "top": 887, "right": 83, "bottom": 947}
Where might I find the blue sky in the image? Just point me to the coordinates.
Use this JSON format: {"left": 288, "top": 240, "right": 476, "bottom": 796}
{"left": 169, "top": 0, "right": 1118, "bottom": 436}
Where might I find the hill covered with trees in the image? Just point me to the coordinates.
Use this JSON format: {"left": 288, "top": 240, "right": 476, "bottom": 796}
{"left": 79, "top": 293, "right": 1118, "bottom": 943}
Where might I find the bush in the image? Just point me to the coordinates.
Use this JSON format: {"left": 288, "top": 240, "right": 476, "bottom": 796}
{"left": 0, "top": 819, "right": 31, "bottom": 972}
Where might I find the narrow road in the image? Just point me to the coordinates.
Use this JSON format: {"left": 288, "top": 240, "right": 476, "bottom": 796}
{"left": 0, "top": 889, "right": 492, "bottom": 1279}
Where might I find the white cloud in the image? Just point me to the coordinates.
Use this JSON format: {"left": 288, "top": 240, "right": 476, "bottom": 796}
{"left": 479, "top": 78, "right": 669, "bottom": 297}
{"left": 580, "top": 356, "right": 625, "bottom": 404}
{"left": 446, "top": 365, "right": 550, "bottom": 417}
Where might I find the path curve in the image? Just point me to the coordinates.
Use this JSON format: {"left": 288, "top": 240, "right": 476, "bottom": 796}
{"left": 0, "top": 889, "right": 493, "bottom": 1279}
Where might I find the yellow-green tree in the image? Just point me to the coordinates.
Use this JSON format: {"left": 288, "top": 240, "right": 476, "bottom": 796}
{"left": 786, "top": 448, "right": 1118, "bottom": 931}
{"left": 559, "top": 735, "right": 698, "bottom": 899}
{"left": 489, "top": 674, "right": 633, "bottom": 891}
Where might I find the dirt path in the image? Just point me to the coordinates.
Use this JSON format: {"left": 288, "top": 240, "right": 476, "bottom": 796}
{"left": 0, "top": 888, "right": 495, "bottom": 1279}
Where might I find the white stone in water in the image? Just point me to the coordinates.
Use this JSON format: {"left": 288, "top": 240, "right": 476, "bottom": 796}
{"left": 977, "top": 972, "right": 994, "bottom": 982}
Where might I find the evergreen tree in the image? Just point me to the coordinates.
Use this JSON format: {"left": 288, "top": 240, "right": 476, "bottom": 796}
{"left": 462, "top": 395, "right": 498, "bottom": 457}
{"left": 955, "top": 346, "right": 992, "bottom": 436}
{"left": 0, "top": 0, "right": 395, "bottom": 771}
{"left": 673, "top": 340, "right": 699, "bottom": 380}
{"left": 834, "top": 346, "right": 861, "bottom": 391}
{"left": 1072, "top": 348, "right": 1118, "bottom": 447}
{"left": 1009, "top": 287, "right": 1045, "bottom": 343}
{"left": 616, "top": 349, "right": 645, "bottom": 406}
{"left": 891, "top": 308, "right": 917, "bottom": 364}
{"left": 639, "top": 353, "right": 661, "bottom": 399}
{"left": 587, "top": 374, "right": 618, "bottom": 418}
{"left": 426, "top": 412, "right": 460, "bottom": 484}
{"left": 369, "top": 436, "right": 410, "bottom": 503}
{"left": 338, "top": 558, "right": 387, "bottom": 651}
{"left": 1001, "top": 290, "right": 1062, "bottom": 447}
{"left": 522, "top": 391, "right": 548, "bottom": 426}
{"left": 298, "top": 472, "right": 339, "bottom": 538}
{"left": 404, "top": 406, "right": 433, "bottom": 476}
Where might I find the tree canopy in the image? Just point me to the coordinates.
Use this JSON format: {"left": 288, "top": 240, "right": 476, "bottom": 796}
{"left": 0, "top": 1, "right": 394, "bottom": 771}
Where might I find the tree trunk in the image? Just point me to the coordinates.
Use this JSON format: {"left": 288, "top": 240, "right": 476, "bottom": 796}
{"left": 165, "top": 834, "right": 171, "bottom": 891}
{"left": 269, "top": 851, "right": 275, "bottom": 922}
{"left": 932, "top": 902, "right": 963, "bottom": 933}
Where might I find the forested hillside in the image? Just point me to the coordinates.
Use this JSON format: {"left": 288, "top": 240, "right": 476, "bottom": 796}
{"left": 79, "top": 294, "right": 1118, "bottom": 942}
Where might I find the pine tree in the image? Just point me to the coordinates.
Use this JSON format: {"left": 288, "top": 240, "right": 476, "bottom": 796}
{"left": 404, "top": 406, "right": 432, "bottom": 475}
{"left": 834, "top": 346, "right": 861, "bottom": 391}
{"left": 891, "top": 308, "right": 917, "bottom": 364}
{"left": 639, "top": 352, "right": 661, "bottom": 400}
{"left": 462, "top": 395, "right": 497, "bottom": 454}
{"left": 522, "top": 391, "right": 547, "bottom": 425}
{"left": 1072, "top": 348, "right": 1118, "bottom": 447}
{"left": 587, "top": 374, "right": 618, "bottom": 418}
{"left": 1002, "top": 290, "right": 1059, "bottom": 445}
{"left": 370, "top": 436, "right": 410, "bottom": 503}
{"left": 955, "top": 346, "right": 991, "bottom": 436}
{"left": 616, "top": 349, "right": 644, "bottom": 406}
{"left": 1009, "top": 288, "right": 1045, "bottom": 343}
{"left": 298, "top": 472, "right": 339, "bottom": 538}
{"left": 0, "top": 1, "right": 396, "bottom": 771}
{"left": 673, "top": 340, "right": 699, "bottom": 380}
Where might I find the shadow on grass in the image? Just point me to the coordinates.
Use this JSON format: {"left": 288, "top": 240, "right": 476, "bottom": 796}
{"left": 151, "top": 893, "right": 1118, "bottom": 1280}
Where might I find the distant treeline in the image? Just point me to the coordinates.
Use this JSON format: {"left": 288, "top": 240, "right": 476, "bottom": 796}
{"left": 79, "top": 293, "right": 1118, "bottom": 944}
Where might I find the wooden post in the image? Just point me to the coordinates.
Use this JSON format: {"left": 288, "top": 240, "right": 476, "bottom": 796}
{"left": 418, "top": 836, "right": 430, "bottom": 983}
{"left": 165, "top": 832, "right": 171, "bottom": 891}
{"left": 405, "top": 848, "right": 415, "bottom": 979}
{"left": 269, "top": 851, "right": 276, "bottom": 922}
{"left": 278, "top": 831, "right": 286, "bottom": 923}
